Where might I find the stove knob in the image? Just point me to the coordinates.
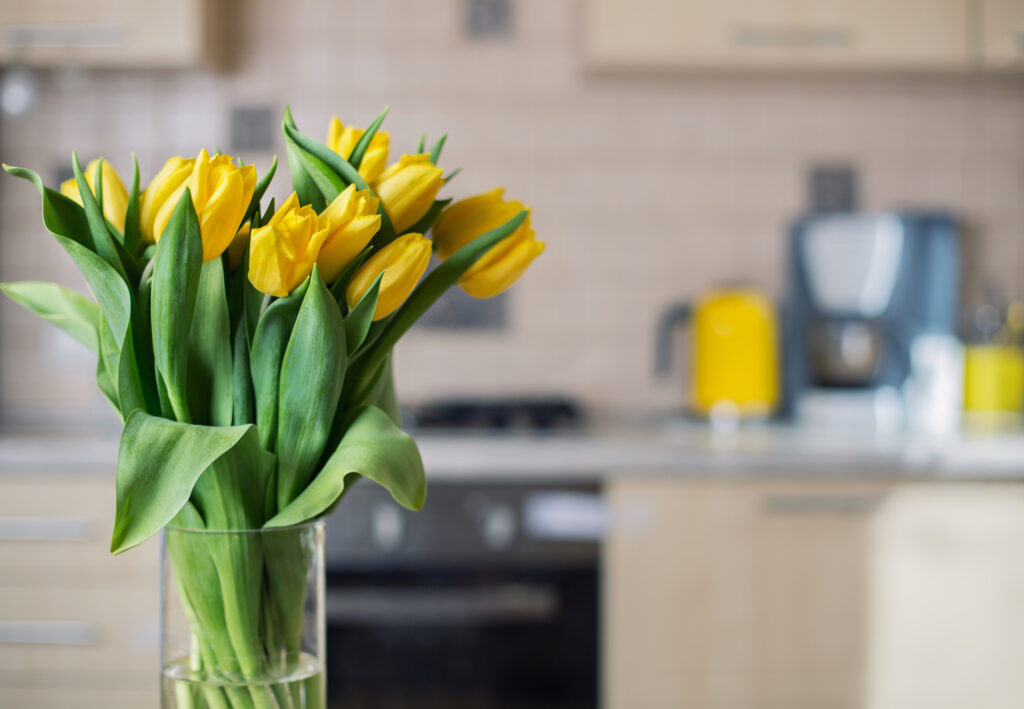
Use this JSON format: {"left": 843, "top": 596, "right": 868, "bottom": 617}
{"left": 371, "top": 503, "right": 403, "bottom": 551}
{"left": 480, "top": 503, "right": 517, "bottom": 549}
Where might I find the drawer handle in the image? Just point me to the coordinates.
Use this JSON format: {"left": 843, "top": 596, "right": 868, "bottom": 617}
{"left": 0, "top": 620, "right": 98, "bottom": 645}
{"left": 762, "top": 492, "right": 885, "bottom": 516}
{"left": 0, "top": 516, "right": 96, "bottom": 541}
{"left": 732, "top": 24, "right": 854, "bottom": 48}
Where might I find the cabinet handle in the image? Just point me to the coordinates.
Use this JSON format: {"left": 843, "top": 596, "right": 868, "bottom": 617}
{"left": 732, "top": 25, "right": 854, "bottom": 48}
{"left": 0, "top": 515, "right": 96, "bottom": 541}
{"left": 0, "top": 620, "right": 98, "bottom": 645}
{"left": 326, "top": 584, "right": 558, "bottom": 625}
{"left": 761, "top": 492, "right": 885, "bottom": 517}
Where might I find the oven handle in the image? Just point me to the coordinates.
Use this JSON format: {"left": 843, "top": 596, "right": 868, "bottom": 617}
{"left": 325, "top": 583, "right": 559, "bottom": 625}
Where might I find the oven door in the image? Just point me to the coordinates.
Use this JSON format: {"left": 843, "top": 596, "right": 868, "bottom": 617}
{"left": 322, "top": 482, "right": 601, "bottom": 709}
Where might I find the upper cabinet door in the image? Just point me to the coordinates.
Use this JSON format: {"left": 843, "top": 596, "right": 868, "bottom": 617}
{"left": 584, "top": 0, "right": 972, "bottom": 71}
{"left": 981, "top": 0, "right": 1024, "bottom": 68}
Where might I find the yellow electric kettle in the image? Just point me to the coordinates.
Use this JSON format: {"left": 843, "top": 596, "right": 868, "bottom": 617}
{"left": 655, "top": 289, "right": 780, "bottom": 418}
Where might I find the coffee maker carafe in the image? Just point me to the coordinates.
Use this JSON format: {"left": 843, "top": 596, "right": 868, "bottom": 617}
{"left": 783, "top": 212, "right": 961, "bottom": 431}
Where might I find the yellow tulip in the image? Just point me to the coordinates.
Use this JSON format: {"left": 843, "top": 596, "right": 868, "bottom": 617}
{"left": 248, "top": 193, "right": 330, "bottom": 298}
{"left": 459, "top": 215, "right": 545, "bottom": 298}
{"left": 317, "top": 184, "right": 382, "bottom": 283}
{"left": 371, "top": 154, "right": 444, "bottom": 235}
{"left": 431, "top": 188, "right": 526, "bottom": 259}
{"left": 150, "top": 149, "right": 257, "bottom": 263}
{"left": 433, "top": 189, "right": 545, "bottom": 298}
{"left": 60, "top": 159, "right": 129, "bottom": 234}
{"left": 139, "top": 156, "right": 194, "bottom": 244}
{"left": 326, "top": 117, "right": 390, "bottom": 183}
{"left": 346, "top": 233, "right": 432, "bottom": 321}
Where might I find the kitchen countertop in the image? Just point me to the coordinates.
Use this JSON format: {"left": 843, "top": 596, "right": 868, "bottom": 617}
{"left": 1, "top": 415, "right": 1023, "bottom": 480}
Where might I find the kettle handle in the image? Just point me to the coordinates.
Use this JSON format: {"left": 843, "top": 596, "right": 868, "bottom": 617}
{"left": 654, "top": 302, "right": 694, "bottom": 376}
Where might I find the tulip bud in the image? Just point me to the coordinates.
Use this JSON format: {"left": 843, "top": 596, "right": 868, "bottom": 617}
{"left": 139, "top": 156, "right": 195, "bottom": 244}
{"left": 316, "top": 184, "right": 382, "bottom": 283}
{"left": 433, "top": 189, "right": 545, "bottom": 298}
{"left": 60, "top": 159, "right": 130, "bottom": 234}
{"left": 458, "top": 215, "right": 545, "bottom": 298}
{"left": 248, "top": 193, "right": 330, "bottom": 298}
{"left": 149, "top": 149, "right": 257, "bottom": 263}
{"left": 326, "top": 117, "right": 390, "bottom": 184}
{"left": 432, "top": 188, "right": 525, "bottom": 259}
{"left": 371, "top": 154, "right": 444, "bottom": 235}
{"left": 346, "top": 233, "right": 432, "bottom": 321}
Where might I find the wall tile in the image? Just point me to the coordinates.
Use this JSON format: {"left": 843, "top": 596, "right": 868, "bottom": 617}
{"left": 0, "top": 0, "right": 1022, "bottom": 421}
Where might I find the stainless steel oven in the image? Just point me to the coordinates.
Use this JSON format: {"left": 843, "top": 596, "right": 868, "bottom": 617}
{"left": 322, "top": 479, "right": 601, "bottom": 709}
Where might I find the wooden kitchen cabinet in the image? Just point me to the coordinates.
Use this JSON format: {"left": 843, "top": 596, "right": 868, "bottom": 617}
{"left": 584, "top": 0, "right": 972, "bottom": 71}
{"left": 0, "top": 473, "right": 159, "bottom": 707}
{"left": 981, "top": 0, "right": 1024, "bottom": 68}
{"left": 602, "top": 477, "right": 1024, "bottom": 709}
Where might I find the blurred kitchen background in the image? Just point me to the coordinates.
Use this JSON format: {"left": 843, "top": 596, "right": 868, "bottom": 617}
{"left": 1, "top": 0, "right": 1022, "bottom": 425}
{"left": 3, "top": 0, "right": 1024, "bottom": 708}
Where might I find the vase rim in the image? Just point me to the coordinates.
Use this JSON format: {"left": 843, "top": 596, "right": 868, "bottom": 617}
{"left": 165, "top": 518, "right": 325, "bottom": 535}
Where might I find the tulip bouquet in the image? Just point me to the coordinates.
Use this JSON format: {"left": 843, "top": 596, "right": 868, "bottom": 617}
{"left": 2, "top": 107, "right": 543, "bottom": 708}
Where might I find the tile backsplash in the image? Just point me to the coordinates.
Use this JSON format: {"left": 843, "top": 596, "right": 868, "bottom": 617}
{"left": 1, "top": 0, "right": 1022, "bottom": 427}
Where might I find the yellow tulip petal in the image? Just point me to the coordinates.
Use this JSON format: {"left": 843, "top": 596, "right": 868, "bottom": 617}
{"left": 461, "top": 236, "right": 546, "bottom": 299}
{"left": 141, "top": 157, "right": 194, "bottom": 243}
{"left": 197, "top": 168, "right": 245, "bottom": 263}
{"left": 372, "top": 154, "right": 444, "bottom": 234}
{"left": 346, "top": 233, "right": 431, "bottom": 320}
{"left": 247, "top": 192, "right": 329, "bottom": 297}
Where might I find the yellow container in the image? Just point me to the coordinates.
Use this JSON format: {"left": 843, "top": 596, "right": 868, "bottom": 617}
{"left": 963, "top": 344, "right": 1024, "bottom": 413}
{"left": 691, "top": 290, "right": 779, "bottom": 417}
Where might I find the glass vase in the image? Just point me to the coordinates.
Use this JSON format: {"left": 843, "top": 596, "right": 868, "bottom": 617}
{"left": 160, "top": 521, "right": 326, "bottom": 709}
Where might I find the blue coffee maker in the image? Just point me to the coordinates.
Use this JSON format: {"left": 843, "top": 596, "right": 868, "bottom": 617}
{"left": 781, "top": 211, "right": 961, "bottom": 429}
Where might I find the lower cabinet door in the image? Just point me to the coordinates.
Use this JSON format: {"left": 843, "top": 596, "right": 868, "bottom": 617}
{"left": 602, "top": 477, "right": 1024, "bottom": 709}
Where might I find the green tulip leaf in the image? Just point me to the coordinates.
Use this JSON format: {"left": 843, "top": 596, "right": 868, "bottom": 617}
{"left": 265, "top": 405, "right": 425, "bottom": 528}
{"left": 416, "top": 133, "right": 427, "bottom": 153}
{"left": 444, "top": 167, "right": 462, "bottom": 183}
{"left": 275, "top": 265, "right": 346, "bottom": 510}
{"left": 348, "top": 105, "right": 389, "bottom": 171}
{"left": 261, "top": 197, "right": 276, "bottom": 226}
{"left": 250, "top": 278, "right": 309, "bottom": 450}
{"left": 428, "top": 134, "right": 447, "bottom": 163}
{"left": 283, "top": 110, "right": 327, "bottom": 212}
{"left": 188, "top": 259, "right": 233, "bottom": 427}
{"left": 72, "top": 153, "right": 128, "bottom": 282}
{"left": 0, "top": 281, "right": 100, "bottom": 353}
{"left": 95, "top": 356, "right": 119, "bottom": 411}
{"left": 343, "top": 272, "right": 383, "bottom": 356}
{"left": 91, "top": 312, "right": 118, "bottom": 411}
{"left": 151, "top": 189, "right": 202, "bottom": 422}
{"left": 3, "top": 164, "right": 94, "bottom": 251}
{"left": 364, "top": 354, "right": 401, "bottom": 426}
{"left": 122, "top": 154, "right": 142, "bottom": 255}
{"left": 288, "top": 141, "right": 345, "bottom": 204}
{"left": 3, "top": 165, "right": 132, "bottom": 349}
{"left": 232, "top": 321, "right": 254, "bottom": 426}
{"left": 111, "top": 410, "right": 269, "bottom": 553}
{"left": 244, "top": 154, "right": 277, "bottom": 225}
{"left": 117, "top": 323, "right": 152, "bottom": 419}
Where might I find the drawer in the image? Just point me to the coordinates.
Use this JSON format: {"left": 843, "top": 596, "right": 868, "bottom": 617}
{"left": 0, "top": 586, "right": 158, "bottom": 674}
{"left": 0, "top": 475, "right": 158, "bottom": 583}
{"left": 0, "top": 686, "right": 156, "bottom": 708}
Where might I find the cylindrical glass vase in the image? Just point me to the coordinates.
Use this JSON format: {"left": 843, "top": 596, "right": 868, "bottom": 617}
{"left": 161, "top": 521, "right": 325, "bottom": 709}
